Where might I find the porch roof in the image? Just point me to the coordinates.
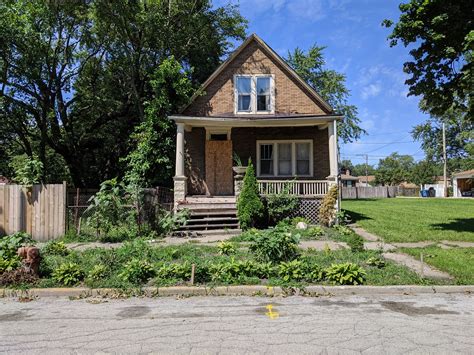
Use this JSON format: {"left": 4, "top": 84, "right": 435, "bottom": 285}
{"left": 169, "top": 114, "right": 342, "bottom": 128}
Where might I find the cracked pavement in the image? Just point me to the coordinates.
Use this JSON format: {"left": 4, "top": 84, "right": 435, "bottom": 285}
{"left": 1, "top": 293, "right": 473, "bottom": 354}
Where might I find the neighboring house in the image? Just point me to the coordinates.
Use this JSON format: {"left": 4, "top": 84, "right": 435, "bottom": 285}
{"left": 169, "top": 34, "right": 341, "bottom": 230}
{"left": 340, "top": 170, "right": 359, "bottom": 187}
{"left": 453, "top": 170, "right": 474, "bottom": 197}
{"left": 357, "top": 175, "right": 375, "bottom": 187}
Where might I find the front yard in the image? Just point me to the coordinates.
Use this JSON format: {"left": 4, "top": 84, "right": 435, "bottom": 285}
{"left": 343, "top": 198, "right": 474, "bottom": 243}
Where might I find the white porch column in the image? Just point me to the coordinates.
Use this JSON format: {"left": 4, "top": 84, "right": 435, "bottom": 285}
{"left": 173, "top": 123, "right": 187, "bottom": 208}
{"left": 328, "top": 120, "right": 338, "bottom": 180}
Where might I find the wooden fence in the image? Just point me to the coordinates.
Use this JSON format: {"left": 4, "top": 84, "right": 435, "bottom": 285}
{"left": 0, "top": 183, "right": 66, "bottom": 241}
{"left": 342, "top": 186, "right": 420, "bottom": 199}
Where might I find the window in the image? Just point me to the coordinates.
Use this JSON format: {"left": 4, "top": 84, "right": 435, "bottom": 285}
{"left": 235, "top": 75, "right": 274, "bottom": 113}
{"left": 257, "top": 140, "right": 313, "bottom": 177}
{"left": 259, "top": 144, "right": 274, "bottom": 176}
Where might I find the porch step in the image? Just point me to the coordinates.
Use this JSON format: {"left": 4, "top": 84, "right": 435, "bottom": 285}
{"left": 187, "top": 210, "right": 237, "bottom": 217}
{"left": 187, "top": 216, "right": 239, "bottom": 224}
{"left": 178, "top": 203, "right": 237, "bottom": 210}
{"left": 186, "top": 196, "right": 236, "bottom": 203}
{"left": 180, "top": 223, "right": 240, "bottom": 230}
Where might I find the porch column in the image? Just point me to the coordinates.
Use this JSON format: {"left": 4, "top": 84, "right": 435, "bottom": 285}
{"left": 328, "top": 119, "right": 338, "bottom": 180}
{"left": 173, "top": 123, "right": 187, "bottom": 208}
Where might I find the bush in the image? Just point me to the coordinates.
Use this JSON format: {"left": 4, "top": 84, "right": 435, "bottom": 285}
{"left": 346, "top": 234, "right": 365, "bottom": 253}
{"left": 305, "top": 226, "right": 325, "bottom": 239}
{"left": 0, "top": 232, "right": 34, "bottom": 272}
{"left": 0, "top": 268, "right": 38, "bottom": 286}
{"left": 278, "top": 260, "right": 304, "bottom": 281}
{"left": 366, "top": 256, "right": 386, "bottom": 268}
{"left": 303, "top": 261, "right": 325, "bottom": 282}
{"left": 333, "top": 224, "right": 352, "bottom": 236}
{"left": 237, "top": 159, "right": 264, "bottom": 230}
{"left": 319, "top": 185, "right": 338, "bottom": 226}
{"left": 208, "top": 259, "right": 275, "bottom": 283}
{"left": 291, "top": 217, "right": 310, "bottom": 226}
{"left": 266, "top": 184, "right": 300, "bottom": 225}
{"left": 325, "top": 263, "right": 366, "bottom": 285}
{"left": 217, "top": 241, "right": 236, "bottom": 255}
{"left": 41, "top": 241, "right": 69, "bottom": 256}
{"left": 155, "top": 262, "right": 191, "bottom": 281}
{"left": 52, "top": 263, "right": 84, "bottom": 286}
{"left": 249, "top": 223, "right": 300, "bottom": 263}
{"left": 87, "top": 264, "right": 109, "bottom": 281}
{"left": 119, "top": 259, "right": 155, "bottom": 284}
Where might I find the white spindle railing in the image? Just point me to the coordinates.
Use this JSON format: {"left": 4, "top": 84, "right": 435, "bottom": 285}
{"left": 257, "top": 180, "right": 329, "bottom": 196}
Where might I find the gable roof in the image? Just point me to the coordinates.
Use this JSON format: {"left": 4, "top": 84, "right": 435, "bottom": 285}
{"left": 180, "top": 33, "right": 334, "bottom": 114}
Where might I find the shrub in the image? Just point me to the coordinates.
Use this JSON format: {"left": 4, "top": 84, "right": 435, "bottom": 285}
{"left": 155, "top": 262, "right": 191, "bottom": 281}
{"left": 0, "top": 268, "right": 38, "bottom": 286}
{"left": 249, "top": 224, "right": 300, "bottom": 263}
{"left": 346, "top": 234, "right": 365, "bottom": 252}
{"left": 325, "top": 263, "right": 366, "bottom": 285}
{"left": 217, "top": 241, "right": 236, "bottom": 255}
{"left": 366, "top": 256, "right": 386, "bottom": 268}
{"left": 52, "top": 263, "right": 84, "bottom": 286}
{"left": 305, "top": 226, "right": 324, "bottom": 239}
{"left": 237, "top": 159, "right": 264, "bottom": 230}
{"left": 0, "top": 257, "right": 21, "bottom": 273}
{"left": 335, "top": 209, "right": 351, "bottom": 225}
{"left": 333, "top": 224, "right": 352, "bottom": 236}
{"left": 319, "top": 185, "right": 338, "bottom": 226}
{"left": 207, "top": 259, "right": 274, "bottom": 283}
{"left": 87, "top": 264, "right": 109, "bottom": 281}
{"left": 41, "top": 241, "right": 69, "bottom": 256}
{"left": 0, "top": 232, "right": 34, "bottom": 272}
{"left": 155, "top": 208, "right": 189, "bottom": 236}
{"left": 278, "top": 260, "right": 304, "bottom": 281}
{"left": 291, "top": 217, "right": 310, "bottom": 226}
{"left": 266, "top": 184, "right": 300, "bottom": 225}
{"left": 303, "top": 261, "right": 325, "bottom": 282}
{"left": 119, "top": 259, "right": 155, "bottom": 284}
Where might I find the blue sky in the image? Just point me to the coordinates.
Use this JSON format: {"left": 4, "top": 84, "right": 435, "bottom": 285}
{"left": 214, "top": 0, "right": 428, "bottom": 167}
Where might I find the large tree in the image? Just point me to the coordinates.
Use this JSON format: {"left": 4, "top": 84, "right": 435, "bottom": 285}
{"left": 286, "top": 45, "right": 365, "bottom": 143}
{"left": 375, "top": 153, "right": 415, "bottom": 186}
{"left": 383, "top": 0, "right": 473, "bottom": 117}
{"left": 0, "top": 0, "right": 247, "bottom": 186}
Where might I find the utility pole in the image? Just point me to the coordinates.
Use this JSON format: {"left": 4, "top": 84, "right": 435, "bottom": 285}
{"left": 442, "top": 122, "right": 448, "bottom": 197}
{"left": 357, "top": 154, "right": 369, "bottom": 186}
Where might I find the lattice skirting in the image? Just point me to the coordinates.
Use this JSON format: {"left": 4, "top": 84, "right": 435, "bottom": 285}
{"left": 290, "top": 198, "right": 324, "bottom": 224}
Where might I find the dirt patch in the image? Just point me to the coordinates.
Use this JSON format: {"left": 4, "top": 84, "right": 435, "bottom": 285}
{"left": 314, "top": 299, "right": 374, "bottom": 308}
{"left": 117, "top": 306, "right": 151, "bottom": 318}
{"left": 380, "top": 301, "right": 459, "bottom": 316}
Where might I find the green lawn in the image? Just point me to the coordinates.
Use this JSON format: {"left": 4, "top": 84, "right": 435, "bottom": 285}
{"left": 343, "top": 198, "right": 474, "bottom": 243}
{"left": 401, "top": 247, "right": 474, "bottom": 284}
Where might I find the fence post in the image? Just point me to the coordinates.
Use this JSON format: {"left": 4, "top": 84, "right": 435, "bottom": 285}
{"left": 74, "top": 187, "right": 80, "bottom": 229}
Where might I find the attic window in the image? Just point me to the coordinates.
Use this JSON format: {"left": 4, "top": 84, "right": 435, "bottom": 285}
{"left": 235, "top": 75, "right": 274, "bottom": 114}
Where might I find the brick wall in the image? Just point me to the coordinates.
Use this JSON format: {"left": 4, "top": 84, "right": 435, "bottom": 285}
{"left": 183, "top": 40, "right": 329, "bottom": 117}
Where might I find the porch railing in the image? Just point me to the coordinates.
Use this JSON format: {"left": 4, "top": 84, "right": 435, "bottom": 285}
{"left": 257, "top": 180, "right": 329, "bottom": 197}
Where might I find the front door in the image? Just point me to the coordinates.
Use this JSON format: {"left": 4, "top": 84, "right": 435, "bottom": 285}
{"left": 205, "top": 140, "right": 233, "bottom": 195}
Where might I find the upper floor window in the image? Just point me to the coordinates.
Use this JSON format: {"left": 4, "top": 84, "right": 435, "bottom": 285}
{"left": 235, "top": 75, "right": 274, "bottom": 114}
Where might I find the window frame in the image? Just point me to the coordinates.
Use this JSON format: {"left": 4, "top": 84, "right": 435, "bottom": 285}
{"left": 234, "top": 74, "right": 275, "bottom": 114}
{"left": 256, "top": 139, "right": 313, "bottom": 178}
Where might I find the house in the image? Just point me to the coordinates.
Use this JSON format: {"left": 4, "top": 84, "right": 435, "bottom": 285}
{"left": 453, "top": 169, "right": 474, "bottom": 197}
{"left": 356, "top": 175, "right": 375, "bottom": 187}
{"left": 340, "top": 170, "right": 359, "bottom": 187}
{"left": 169, "top": 34, "right": 341, "bottom": 230}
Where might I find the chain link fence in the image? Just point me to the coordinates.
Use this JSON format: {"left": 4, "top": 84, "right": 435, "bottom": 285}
{"left": 66, "top": 187, "right": 174, "bottom": 235}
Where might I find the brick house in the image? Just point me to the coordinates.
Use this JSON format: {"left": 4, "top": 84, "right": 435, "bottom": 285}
{"left": 170, "top": 34, "right": 341, "bottom": 231}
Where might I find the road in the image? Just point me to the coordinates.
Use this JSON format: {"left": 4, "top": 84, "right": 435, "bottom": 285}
{"left": 1, "top": 293, "right": 473, "bottom": 354}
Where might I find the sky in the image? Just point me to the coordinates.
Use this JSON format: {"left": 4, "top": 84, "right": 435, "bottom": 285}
{"left": 214, "top": 0, "right": 429, "bottom": 167}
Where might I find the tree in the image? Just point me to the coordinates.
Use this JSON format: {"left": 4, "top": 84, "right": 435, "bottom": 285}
{"left": 340, "top": 160, "right": 354, "bottom": 173}
{"left": 352, "top": 163, "right": 376, "bottom": 177}
{"left": 411, "top": 160, "right": 441, "bottom": 187}
{"left": 412, "top": 107, "right": 474, "bottom": 172}
{"left": 237, "top": 159, "right": 264, "bottom": 230}
{"left": 0, "top": 0, "right": 247, "bottom": 186}
{"left": 375, "top": 153, "right": 415, "bottom": 186}
{"left": 286, "top": 45, "right": 365, "bottom": 143}
{"left": 383, "top": 0, "right": 473, "bottom": 117}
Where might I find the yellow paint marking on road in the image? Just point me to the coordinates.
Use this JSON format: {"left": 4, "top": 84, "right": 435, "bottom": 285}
{"left": 265, "top": 304, "right": 279, "bottom": 319}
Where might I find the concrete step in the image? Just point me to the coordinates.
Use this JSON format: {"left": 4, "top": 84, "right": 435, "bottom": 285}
{"left": 181, "top": 223, "right": 240, "bottom": 230}
{"left": 178, "top": 203, "right": 237, "bottom": 210}
{"left": 187, "top": 217, "right": 239, "bottom": 224}
{"left": 187, "top": 210, "right": 237, "bottom": 217}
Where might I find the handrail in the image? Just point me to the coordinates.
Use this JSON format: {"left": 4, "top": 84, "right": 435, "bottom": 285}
{"left": 257, "top": 180, "right": 329, "bottom": 196}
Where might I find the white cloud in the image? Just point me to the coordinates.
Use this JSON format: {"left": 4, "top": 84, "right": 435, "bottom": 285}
{"left": 361, "top": 82, "right": 381, "bottom": 99}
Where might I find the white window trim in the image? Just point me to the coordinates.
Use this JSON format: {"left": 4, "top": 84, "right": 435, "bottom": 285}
{"left": 234, "top": 74, "right": 275, "bottom": 114}
{"left": 205, "top": 127, "right": 231, "bottom": 140}
{"left": 256, "top": 139, "right": 313, "bottom": 177}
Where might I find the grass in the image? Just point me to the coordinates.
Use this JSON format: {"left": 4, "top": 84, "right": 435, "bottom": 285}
{"left": 401, "top": 246, "right": 474, "bottom": 285}
{"left": 343, "top": 198, "right": 474, "bottom": 243}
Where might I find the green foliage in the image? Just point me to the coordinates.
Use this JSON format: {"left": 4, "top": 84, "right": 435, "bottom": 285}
{"left": 366, "top": 256, "right": 386, "bottom": 268}
{"left": 278, "top": 260, "right": 304, "bottom": 282}
{"left": 87, "top": 264, "right": 109, "bottom": 281}
{"left": 333, "top": 225, "right": 352, "bottom": 236}
{"left": 156, "top": 262, "right": 191, "bottom": 281}
{"left": 0, "top": 257, "right": 21, "bottom": 273}
{"left": 319, "top": 185, "right": 338, "bottom": 227}
{"left": 291, "top": 217, "right": 310, "bottom": 226}
{"left": 286, "top": 45, "right": 364, "bottom": 143}
{"left": 305, "top": 226, "right": 325, "bottom": 239}
{"left": 218, "top": 241, "right": 236, "bottom": 256}
{"left": 325, "top": 262, "right": 366, "bottom": 285}
{"left": 10, "top": 155, "right": 43, "bottom": 185}
{"left": 237, "top": 159, "right": 265, "bottom": 230}
{"left": 266, "top": 183, "right": 300, "bottom": 225}
{"left": 383, "top": 0, "right": 472, "bottom": 117}
{"left": 156, "top": 209, "right": 189, "bottom": 236}
{"left": 119, "top": 259, "right": 155, "bottom": 284}
{"left": 0, "top": 232, "right": 34, "bottom": 261}
{"left": 41, "top": 241, "right": 69, "bottom": 256}
{"left": 208, "top": 258, "right": 274, "bottom": 283}
{"left": 249, "top": 223, "right": 300, "bottom": 264}
{"left": 346, "top": 234, "right": 365, "bottom": 253}
{"left": 52, "top": 263, "right": 84, "bottom": 286}
{"left": 232, "top": 152, "right": 244, "bottom": 167}
{"left": 375, "top": 153, "right": 415, "bottom": 186}
{"left": 335, "top": 210, "right": 351, "bottom": 225}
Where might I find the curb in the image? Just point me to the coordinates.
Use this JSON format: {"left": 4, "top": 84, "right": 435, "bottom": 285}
{"left": 1, "top": 285, "right": 473, "bottom": 299}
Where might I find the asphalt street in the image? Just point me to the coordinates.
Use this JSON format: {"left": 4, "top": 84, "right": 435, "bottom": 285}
{"left": 1, "top": 293, "right": 473, "bottom": 354}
